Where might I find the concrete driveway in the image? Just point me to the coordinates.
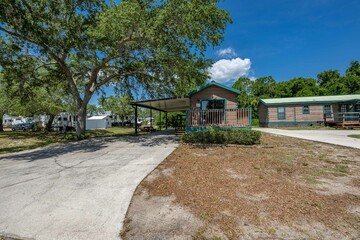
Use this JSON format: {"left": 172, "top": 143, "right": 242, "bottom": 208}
{"left": 0, "top": 131, "right": 179, "bottom": 240}
{"left": 255, "top": 128, "right": 360, "bottom": 149}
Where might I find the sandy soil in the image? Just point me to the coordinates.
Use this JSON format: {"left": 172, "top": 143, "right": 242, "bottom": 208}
{"left": 122, "top": 133, "right": 360, "bottom": 240}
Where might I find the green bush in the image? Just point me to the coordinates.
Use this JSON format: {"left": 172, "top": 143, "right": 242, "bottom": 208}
{"left": 182, "top": 127, "right": 261, "bottom": 145}
{"left": 252, "top": 118, "right": 259, "bottom": 127}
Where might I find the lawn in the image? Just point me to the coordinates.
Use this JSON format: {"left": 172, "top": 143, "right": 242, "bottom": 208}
{"left": 122, "top": 133, "right": 360, "bottom": 239}
{"left": 0, "top": 127, "right": 136, "bottom": 154}
{"left": 349, "top": 134, "right": 360, "bottom": 139}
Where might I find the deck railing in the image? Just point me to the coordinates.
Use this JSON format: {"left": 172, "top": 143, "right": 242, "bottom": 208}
{"left": 324, "top": 112, "right": 360, "bottom": 128}
{"left": 187, "top": 108, "right": 251, "bottom": 128}
{"left": 324, "top": 112, "right": 360, "bottom": 122}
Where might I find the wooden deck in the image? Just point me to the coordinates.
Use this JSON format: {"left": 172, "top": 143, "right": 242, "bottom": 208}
{"left": 187, "top": 108, "right": 251, "bottom": 130}
{"left": 324, "top": 112, "right": 360, "bottom": 129}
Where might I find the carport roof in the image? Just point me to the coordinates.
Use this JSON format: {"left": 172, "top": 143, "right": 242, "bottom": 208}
{"left": 131, "top": 97, "right": 190, "bottom": 112}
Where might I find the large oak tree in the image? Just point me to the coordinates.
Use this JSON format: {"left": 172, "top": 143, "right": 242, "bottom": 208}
{"left": 0, "top": 0, "right": 231, "bottom": 135}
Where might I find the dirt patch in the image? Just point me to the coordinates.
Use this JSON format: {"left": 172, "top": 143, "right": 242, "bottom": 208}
{"left": 123, "top": 133, "right": 360, "bottom": 239}
{"left": 121, "top": 188, "right": 203, "bottom": 239}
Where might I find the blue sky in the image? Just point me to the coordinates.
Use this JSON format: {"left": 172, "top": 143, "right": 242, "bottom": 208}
{"left": 208, "top": 0, "right": 360, "bottom": 84}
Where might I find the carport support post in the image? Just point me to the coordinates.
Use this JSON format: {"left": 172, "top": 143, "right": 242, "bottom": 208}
{"left": 159, "top": 111, "right": 162, "bottom": 131}
{"left": 165, "top": 112, "right": 168, "bottom": 129}
{"left": 150, "top": 109, "right": 152, "bottom": 128}
{"left": 135, "top": 106, "right": 138, "bottom": 135}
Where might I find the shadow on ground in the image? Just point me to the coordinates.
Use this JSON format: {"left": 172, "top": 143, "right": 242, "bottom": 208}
{"left": 0, "top": 130, "right": 179, "bottom": 162}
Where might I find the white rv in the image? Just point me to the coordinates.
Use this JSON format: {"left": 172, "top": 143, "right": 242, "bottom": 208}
{"left": 53, "top": 112, "right": 77, "bottom": 131}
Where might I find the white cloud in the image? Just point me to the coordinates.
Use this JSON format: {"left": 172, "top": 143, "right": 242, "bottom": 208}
{"left": 216, "top": 47, "right": 237, "bottom": 58}
{"left": 209, "top": 58, "right": 251, "bottom": 83}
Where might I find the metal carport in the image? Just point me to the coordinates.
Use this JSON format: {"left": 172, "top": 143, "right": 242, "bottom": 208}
{"left": 131, "top": 97, "right": 190, "bottom": 134}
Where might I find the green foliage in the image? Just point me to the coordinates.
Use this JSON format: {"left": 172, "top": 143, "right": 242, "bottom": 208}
{"left": 348, "top": 135, "right": 360, "bottom": 139}
{"left": 252, "top": 118, "right": 259, "bottom": 127}
{"left": 182, "top": 127, "right": 261, "bottom": 145}
{"left": 276, "top": 77, "right": 319, "bottom": 97}
{"left": 252, "top": 76, "right": 277, "bottom": 99}
{"left": 232, "top": 59, "right": 360, "bottom": 122}
{"left": 156, "top": 112, "right": 184, "bottom": 128}
{"left": 0, "top": 0, "right": 232, "bottom": 134}
{"left": 232, "top": 77, "right": 277, "bottom": 119}
{"left": 98, "top": 95, "right": 134, "bottom": 120}
{"left": 87, "top": 104, "right": 99, "bottom": 117}
{"left": 317, "top": 70, "right": 341, "bottom": 86}
{"left": 346, "top": 60, "right": 360, "bottom": 77}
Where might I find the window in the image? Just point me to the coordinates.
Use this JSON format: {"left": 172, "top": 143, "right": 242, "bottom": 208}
{"left": 355, "top": 104, "right": 360, "bottom": 112}
{"left": 303, "top": 105, "right": 310, "bottom": 114}
{"left": 339, "top": 104, "right": 348, "bottom": 113}
{"left": 201, "top": 99, "right": 225, "bottom": 110}
{"left": 277, "top": 106, "right": 286, "bottom": 120}
{"left": 323, "top": 104, "right": 333, "bottom": 118}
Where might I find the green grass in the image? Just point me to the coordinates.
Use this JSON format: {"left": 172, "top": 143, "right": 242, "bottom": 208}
{"left": 303, "top": 176, "right": 322, "bottom": 184}
{"left": 348, "top": 134, "right": 360, "bottom": 139}
{"left": 332, "top": 164, "right": 350, "bottom": 177}
{"left": 0, "top": 127, "right": 137, "bottom": 154}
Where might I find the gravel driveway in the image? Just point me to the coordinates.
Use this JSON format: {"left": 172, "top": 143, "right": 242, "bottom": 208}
{"left": 0, "top": 131, "right": 178, "bottom": 240}
{"left": 255, "top": 128, "right": 360, "bottom": 149}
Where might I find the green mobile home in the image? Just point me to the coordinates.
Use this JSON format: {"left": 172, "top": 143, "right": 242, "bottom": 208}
{"left": 259, "top": 94, "right": 360, "bottom": 127}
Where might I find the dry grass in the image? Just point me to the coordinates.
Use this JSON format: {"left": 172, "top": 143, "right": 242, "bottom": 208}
{"left": 126, "top": 133, "right": 360, "bottom": 239}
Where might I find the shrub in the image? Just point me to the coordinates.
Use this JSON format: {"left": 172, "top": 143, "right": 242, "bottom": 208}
{"left": 182, "top": 128, "right": 261, "bottom": 145}
{"left": 252, "top": 118, "right": 259, "bottom": 127}
{"left": 226, "top": 129, "right": 261, "bottom": 145}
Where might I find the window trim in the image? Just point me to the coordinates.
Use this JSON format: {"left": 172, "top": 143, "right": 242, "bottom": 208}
{"left": 277, "top": 106, "right": 286, "bottom": 120}
{"left": 323, "top": 104, "right": 333, "bottom": 118}
{"left": 302, "top": 105, "right": 310, "bottom": 114}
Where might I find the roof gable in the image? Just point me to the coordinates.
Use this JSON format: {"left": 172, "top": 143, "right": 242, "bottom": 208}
{"left": 188, "top": 81, "right": 240, "bottom": 97}
{"left": 260, "top": 94, "right": 360, "bottom": 106}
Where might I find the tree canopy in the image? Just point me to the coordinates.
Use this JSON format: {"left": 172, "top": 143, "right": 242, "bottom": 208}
{"left": 232, "top": 60, "right": 360, "bottom": 118}
{"left": 0, "top": 0, "right": 232, "bottom": 134}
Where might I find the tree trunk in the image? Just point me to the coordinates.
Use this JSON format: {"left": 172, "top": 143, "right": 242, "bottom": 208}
{"left": 76, "top": 106, "right": 87, "bottom": 136}
{"left": 45, "top": 114, "right": 55, "bottom": 132}
{"left": 0, "top": 117, "right": 3, "bottom": 132}
{"left": 122, "top": 116, "right": 125, "bottom": 126}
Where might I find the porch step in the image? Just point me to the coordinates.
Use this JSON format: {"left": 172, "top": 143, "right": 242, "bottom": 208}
{"left": 175, "top": 126, "right": 186, "bottom": 136}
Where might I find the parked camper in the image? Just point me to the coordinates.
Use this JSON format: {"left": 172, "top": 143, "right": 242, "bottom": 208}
{"left": 53, "top": 112, "right": 77, "bottom": 132}
{"left": 2, "top": 115, "right": 13, "bottom": 128}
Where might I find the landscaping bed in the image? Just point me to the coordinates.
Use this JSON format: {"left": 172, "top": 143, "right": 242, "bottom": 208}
{"left": 122, "top": 133, "right": 360, "bottom": 239}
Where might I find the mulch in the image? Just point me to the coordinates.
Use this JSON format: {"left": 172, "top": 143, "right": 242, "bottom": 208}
{"left": 141, "top": 133, "right": 360, "bottom": 238}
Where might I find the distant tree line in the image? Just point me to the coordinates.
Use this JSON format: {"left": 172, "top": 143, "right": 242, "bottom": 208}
{"left": 232, "top": 60, "right": 360, "bottom": 118}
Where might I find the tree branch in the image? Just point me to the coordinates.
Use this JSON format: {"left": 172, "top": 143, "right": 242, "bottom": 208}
{"left": 95, "top": 70, "right": 152, "bottom": 89}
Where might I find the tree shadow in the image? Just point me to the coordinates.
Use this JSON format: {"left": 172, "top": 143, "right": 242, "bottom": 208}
{"left": 0, "top": 130, "right": 179, "bottom": 162}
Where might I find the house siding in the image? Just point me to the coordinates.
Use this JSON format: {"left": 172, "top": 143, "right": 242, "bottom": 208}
{"left": 189, "top": 85, "right": 238, "bottom": 109}
{"left": 259, "top": 103, "right": 342, "bottom": 127}
{"left": 187, "top": 85, "right": 250, "bottom": 128}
